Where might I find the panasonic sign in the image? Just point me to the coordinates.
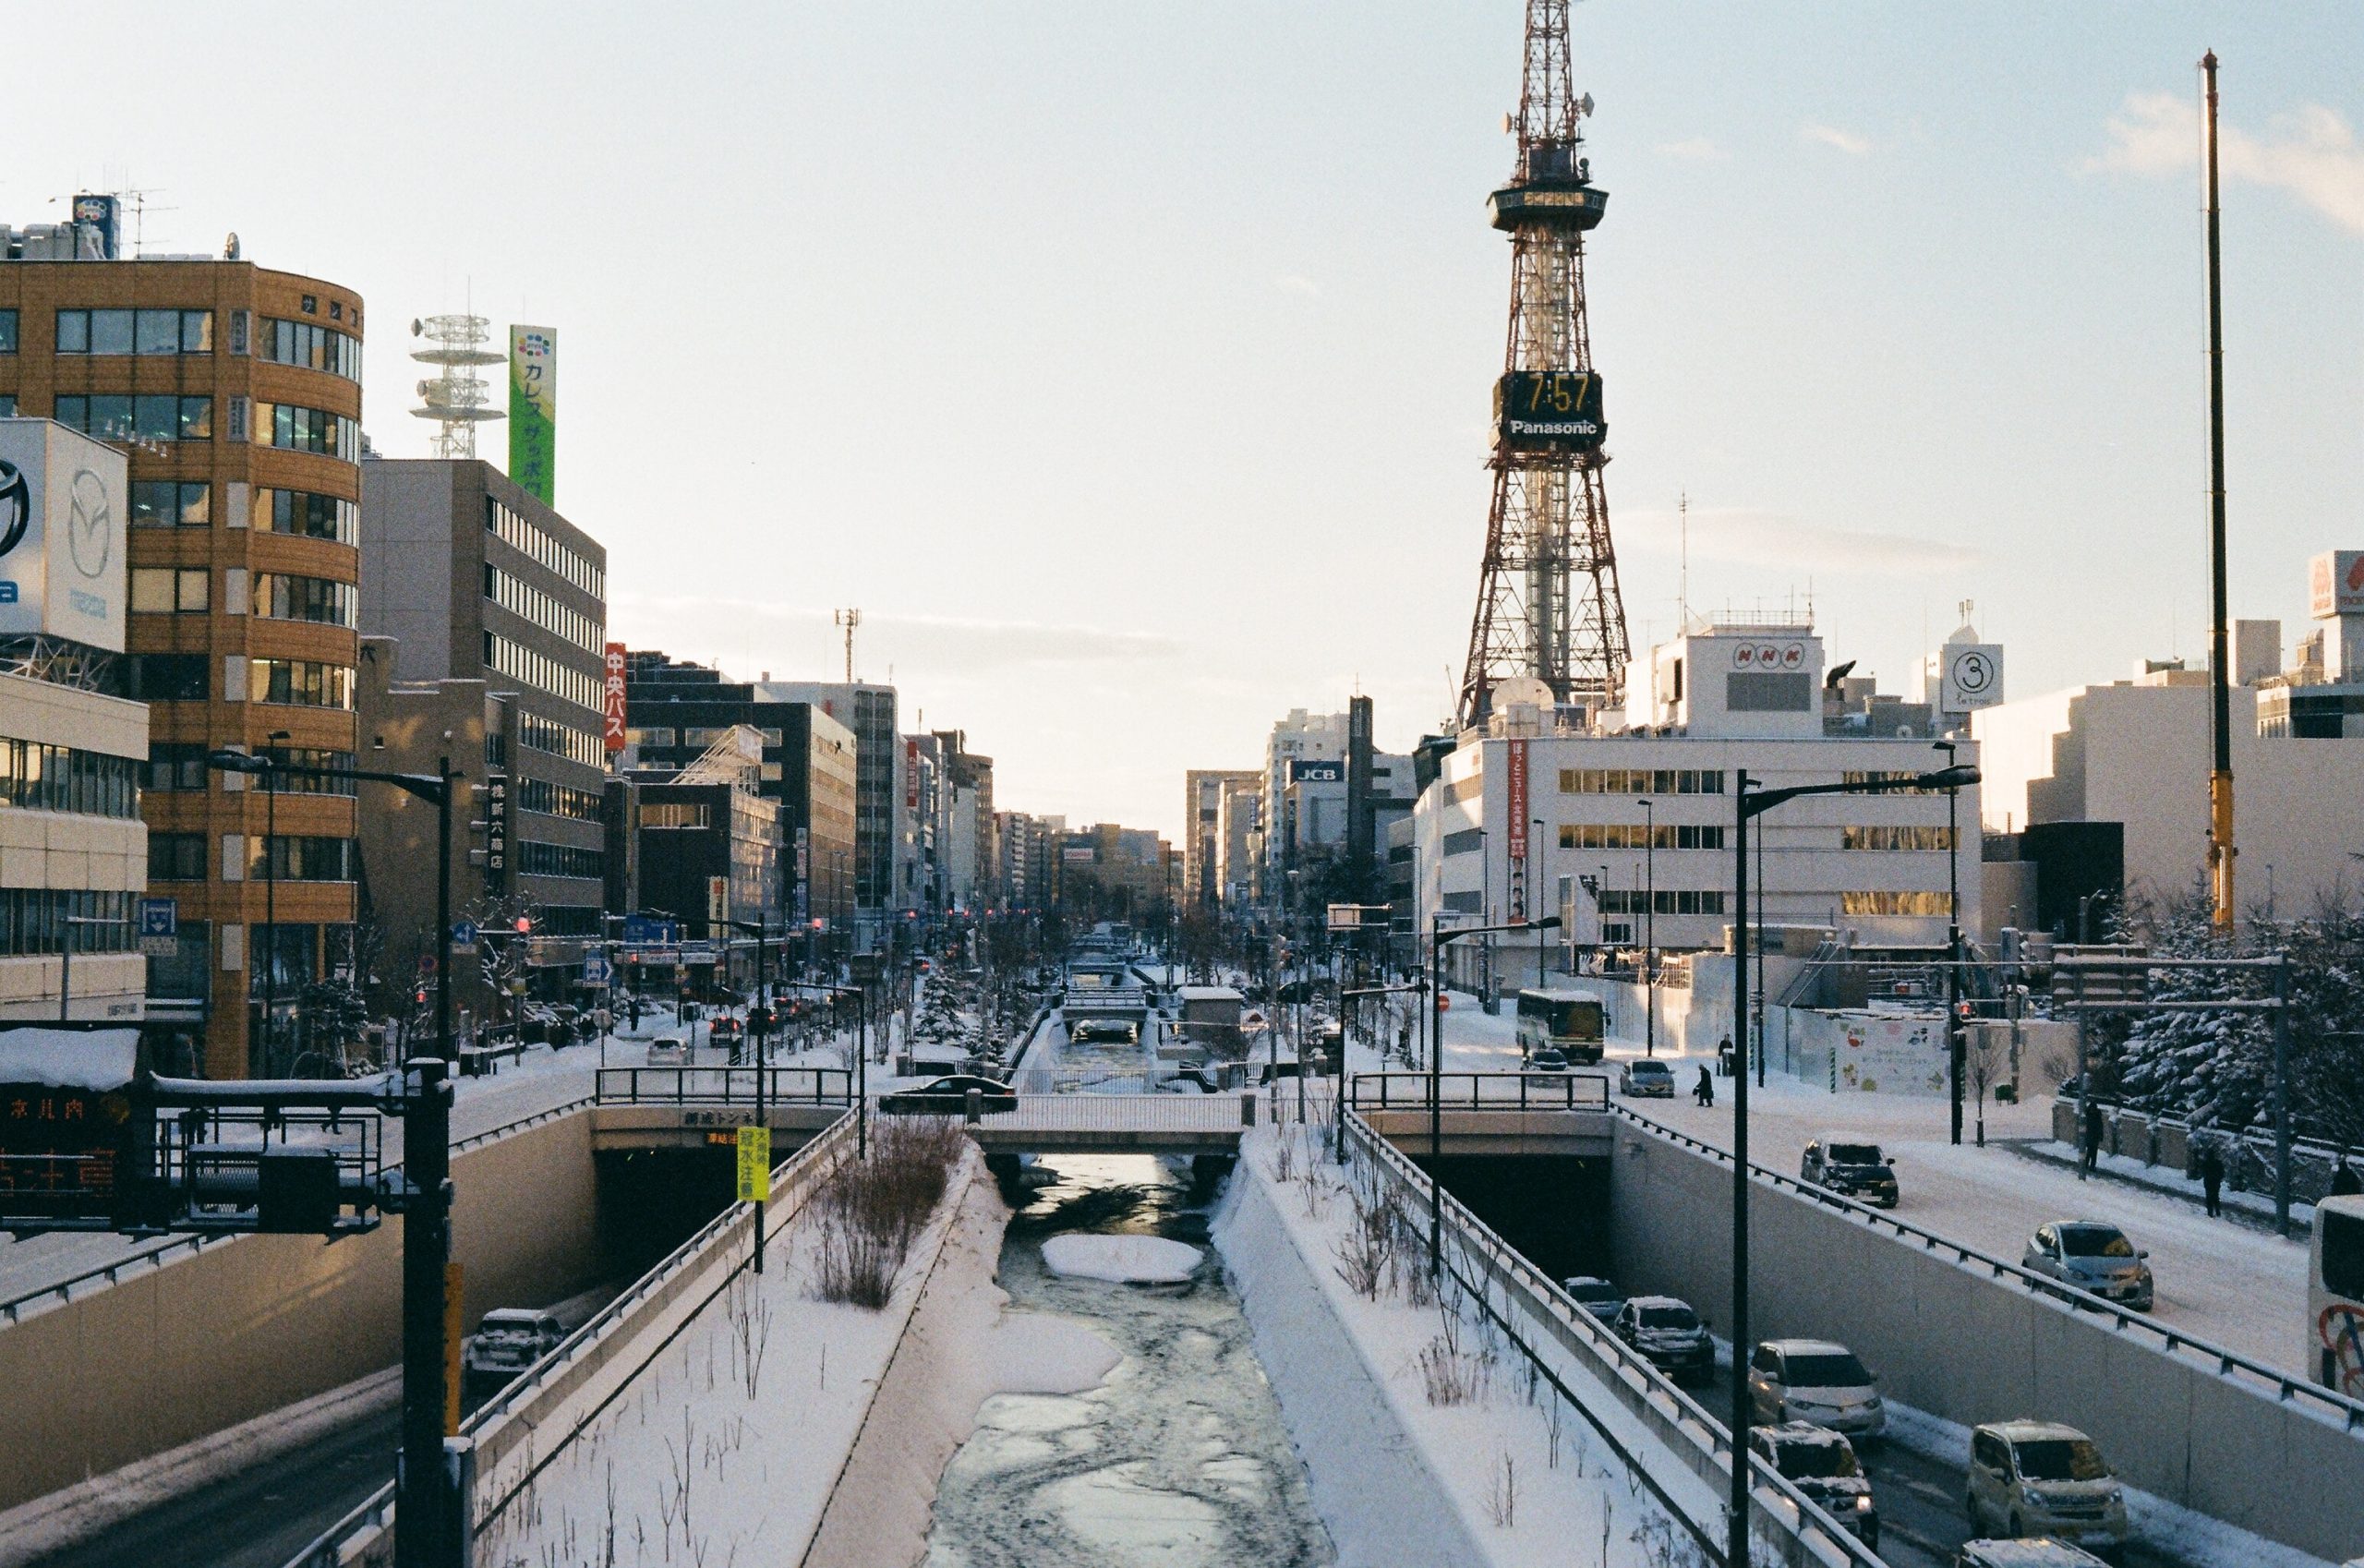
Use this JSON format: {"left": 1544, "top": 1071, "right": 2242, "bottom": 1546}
{"left": 0, "top": 419, "right": 127, "bottom": 654}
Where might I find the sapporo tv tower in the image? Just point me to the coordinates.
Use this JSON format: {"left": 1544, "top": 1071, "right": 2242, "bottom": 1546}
{"left": 1457, "top": 0, "right": 1631, "bottom": 729}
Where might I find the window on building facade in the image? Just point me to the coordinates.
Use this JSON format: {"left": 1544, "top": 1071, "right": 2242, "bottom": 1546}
{"left": 249, "top": 658, "right": 354, "bottom": 709}
{"left": 516, "top": 840, "right": 603, "bottom": 880}
{"left": 254, "top": 573, "right": 357, "bottom": 627}
{"left": 258, "top": 402, "right": 361, "bottom": 461}
{"left": 0, "top": 741, "right": 140, "bottom": 817}
{"left": 642, "top": 802, "right": 712, "bottom": 829}
{"left": 1598, "top": 888, "right": 1727, "bottom": 916}
{"left": 131, "top": 480, "right": 211, "bottom": 526}
{"left": 0, "top": 890, "right": 137, "bottom": 955}
{"left": 485, "top": 497, "right": 603, "bottom": 597}
{"left": 54, "top": 308, "right": 211, "bottom": 356}
{"left": 259, "top": 748, "right": 358, "bottom": 795}
{"left": 1557, "top": 823, "right": 1725, "bottom": 850}
{"left": 0, "top": 310, "right": 16, "bottom": 353}
{"left": 130, "top": 567, "right": 211, "bottom": 613}
{"left": 247, "top": 836, "right": 357, "bottom": 881}
{"left": 517, "top": 712, "right": 603, "bottom": 768}
{"left": 123, "top": 654, "right": 209, "bottom": 702}
{"left": 1839, "top": 826, "right": 1954, "bottom": 852}
{"left": 516, "top": 777, "right": 605, "bottom": 822}
{"left": 1839, "top": 890, "right": 1950, "bottom": 916}
{"left": 624, "top": 727, "right": 676, "bottom": 750}
{"left": 255, "top": 488, "right": 357, "bottom": 542}
{"left": 149, "top": 833, "right": 207, "bottom": 881}
{"left": 53, "top": 393, "right": 211, "bottom": 442}
{"left": 1558, "top": 767, "right": 1725, "bottom": 796}
{"left": 261, "top": 318, "right": 362, "bottom": 380}
{"left": 482, "top": 563, "right": 603, "bottom": 654}
{"left": 483, "top": 631, "right": 601, "bottom": 715}
{"left": 143, "top": 743, "right": 211, "bottom": 792}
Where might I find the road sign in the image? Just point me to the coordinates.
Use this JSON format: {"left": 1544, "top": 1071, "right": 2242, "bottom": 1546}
{"left": 583, "top": 952, "right": 611, "bottom": 986}
{"left": 735, "top": 1126, "right": 771, "bottom": 1202}
{"left": 621, "top": 915, "right": 680, "bottom": 947}
{"left": 139, "top": 898, "right": 177, "bottom": 957}
{"left": 449, "top": 921, "right": 479, "bottom": 956}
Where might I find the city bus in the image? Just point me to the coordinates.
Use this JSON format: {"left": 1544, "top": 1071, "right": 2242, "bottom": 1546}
{"left": 2310, "top": 1193, "right": 2364, "bottom": 1397}
{"left": 1515, "top": 987, "right": 1608, "bottom": 1067}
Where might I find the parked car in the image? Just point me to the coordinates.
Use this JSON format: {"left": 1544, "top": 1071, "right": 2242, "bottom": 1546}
{"left": 464, "top": 1308, "right": 565, "bottom": 1388}
{"left": 1619, "top": 1059, "right": 1676, "bottom": 1098}
{"left": 1612, "top": 1296, "right": 1714, "bottom": 1383}
{"left": 1746, "top": 1339, "right": 1886, "bottom": 1437}
{"left": 1750, "top": 1422, "right": 1877, "bottom": 1547}
{"left": 2020, "top": 1222, "right": 2153, "bottom": 1310}
{"left": 1560, "top": 1275, "right": 1626, "bottom": 1321}
{"left": 1966, "top": 1421, "right": 2129, "bottom": 1554}
{"left": 879, "top": 1074, "right": 1017, "bottom": 1115}
{"left": 1955, "top": 1540, "right": 2110, "bottom": 1568}
{"left": 1801, "top": 1138, "right": 1900, "bottom": 1208}
{"left": 645, "top": 1037, "right": 689, "bottom": 1067}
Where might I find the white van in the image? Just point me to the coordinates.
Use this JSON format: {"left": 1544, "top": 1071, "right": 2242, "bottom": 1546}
{"left": 1965, "top": 1422, "right": 2128, "bottom": 1552}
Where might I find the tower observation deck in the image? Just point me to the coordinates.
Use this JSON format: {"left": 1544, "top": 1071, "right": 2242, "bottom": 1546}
{"left": 1458, "top": 0, "right": 1630, "bottom": 729}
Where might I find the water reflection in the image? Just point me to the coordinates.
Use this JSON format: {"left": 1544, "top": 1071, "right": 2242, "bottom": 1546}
{"left": 921, "top": 1155, "right": 1334, "bottom": 1568}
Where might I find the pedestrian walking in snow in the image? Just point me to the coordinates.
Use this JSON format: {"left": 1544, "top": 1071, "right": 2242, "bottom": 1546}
{"left": 2199, "top": 1140, "right": 2225, "bottom": 1217}
{"left": 1717, "top": 1035, "right": 1735, "bottom": 1078}
{"left": 2332, "top": 1153, "right": 2362, "bottom": 1198}
{"left": 1695, "top": 1064, "right": 1715, "bottom": 1108}
{"left": 2081, "top": 1099, "right": 2104, "bottom": 1174}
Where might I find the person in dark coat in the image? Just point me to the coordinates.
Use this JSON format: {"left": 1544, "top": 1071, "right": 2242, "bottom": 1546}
{"left": 1717, "top": 1035, "right": 1735, "bottom": 1078}
{"left": 2198, "top": 1140, "right": 2225, "bottom": 1217}
{"left": 2081, "top": 1100, "right": 2105, "bottom": 1174}
{"left": 2332, "top": 1154, "right": 2363, "bottom": 1198}
{"left": 1695, "top": 1064, "right": 1716, "bottom": 1108}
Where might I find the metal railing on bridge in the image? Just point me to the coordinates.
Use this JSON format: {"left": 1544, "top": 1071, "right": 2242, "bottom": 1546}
{"left": 594, "top": 1066, "right": 852, "bottom": 1105}
{"left": 945, "top": 1092, "right": 1255, "bottom": 1136}
{"left": 1349, "top": 1069, "right": 1610, "bottom": 1113}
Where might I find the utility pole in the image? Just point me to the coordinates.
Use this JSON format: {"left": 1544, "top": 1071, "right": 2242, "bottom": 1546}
{"left": 2201, "top": 50, "right": 2236, "bottom": 933}
{"left": 1936, "top": 741, "right": 1964, "bottom": 1144}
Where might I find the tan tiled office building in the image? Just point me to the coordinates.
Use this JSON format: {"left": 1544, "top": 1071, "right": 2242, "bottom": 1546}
{"left": 1, "top": 221, "right": 365, "bottom": 1076}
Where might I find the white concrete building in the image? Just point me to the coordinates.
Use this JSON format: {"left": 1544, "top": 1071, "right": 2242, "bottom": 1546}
{"left": 1416, "top": 618, "right": 1978, "bottom": 991}
{"left": 1261, "top": 709, "right": 1346, "bottom": 898}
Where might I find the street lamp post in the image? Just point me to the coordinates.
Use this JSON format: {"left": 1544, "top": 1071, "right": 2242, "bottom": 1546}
{"left": 1531, "top": 816, "right": 1550, "bottom": 993}
{"left": 1936, "top": 740, "right": 1964, "bottom": 1146}
{"left": 1636, "top": 798, "right": 1656, "bottom": 1057}
{"left": 210, "top": 747, "right": 460, "bottom": 1568}
{"left": 727, "top": 917, "right": 773, "bottom": 1272}
{"left": 1727, "top": 758, "right": 1976, "bottom": 1568}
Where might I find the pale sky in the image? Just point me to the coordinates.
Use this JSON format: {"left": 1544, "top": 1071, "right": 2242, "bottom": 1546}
{"left": 11, "top": 3, "right": 2360, "bottom": 838}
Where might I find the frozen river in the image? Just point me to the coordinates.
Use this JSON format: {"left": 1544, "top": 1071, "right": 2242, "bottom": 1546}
{"left": 921, "top": 1154, "right": 1334, "bottom": 1567}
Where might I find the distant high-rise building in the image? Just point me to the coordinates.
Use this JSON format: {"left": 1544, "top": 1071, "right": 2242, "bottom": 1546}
{"left": 1183, "top": 769, "right": 1258, "bottom": 907}
{"left": 753, "top": 680, "right": 899, "bottom": 944}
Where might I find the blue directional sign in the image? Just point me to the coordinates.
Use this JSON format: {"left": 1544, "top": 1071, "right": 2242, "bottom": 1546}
{"left": 582, "top": 952, "right": 611, "bottom": 986}
{"left": 621, "top": 914, "right": 681, "bottom": 947}
{"left": 139, "top": 899, "right": 177, "bottom": 938}
{"left": 449, "top": 920, "right": 479, "bottom": 955}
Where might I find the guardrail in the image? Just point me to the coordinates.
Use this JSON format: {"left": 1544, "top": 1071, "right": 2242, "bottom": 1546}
{"left": 0, "top": 1091, "right": 597, "bottom": 1330}
{"left": 954, "top": 1092, "right": 1255, "bottom": 1134}
{"left": 286, "top": 1110, "right": 861, "bottom": 1568}
{"left": 1349, "top": 1069, "right": 1610, "bottom": 1112}
{"left": 1613, "top": 1104, "right": 2364, "bottom": 1435}
{"left": 593, "top": 1066, "right": 852, "bottom": 1104}
{"left": 1338, "top": 1109, "right": 1880, "bottom": 1567}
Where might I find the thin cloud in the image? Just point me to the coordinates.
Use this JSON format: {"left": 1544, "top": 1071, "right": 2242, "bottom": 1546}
{"left": 1654, "top": 137, "right": 1725, "bottom": 161}
{"left": 611, "top": 593, "right": 1186, "bottom": 671}
{"left": 1626, "top": 507, "right": 1977, "bottom": 575}
{"left": 2089, "top": 90, "right": 2364, "bottom": 236}
{"left": 1801, "top": 123, "right": 1873, "bottom": 157}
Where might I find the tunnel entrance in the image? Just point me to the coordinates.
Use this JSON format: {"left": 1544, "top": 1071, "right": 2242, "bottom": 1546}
{"left": 595, "top": 1146, "right": 741, "bottom": 1280}
{"left": 1409, "top": 1153, "right": 1611, "bottom": 1284}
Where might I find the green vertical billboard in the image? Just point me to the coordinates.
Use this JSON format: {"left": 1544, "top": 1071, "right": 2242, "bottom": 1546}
{"left": 508, "top": 326, "right": 556, "bottom": 505}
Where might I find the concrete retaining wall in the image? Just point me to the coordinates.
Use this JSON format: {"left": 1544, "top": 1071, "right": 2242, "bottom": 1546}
{"left": 1607, "top": 1120, "right": 2364, "bottom": 1563}
{"left": 0, "top": 1108, "right": 603, "bottom": 1513}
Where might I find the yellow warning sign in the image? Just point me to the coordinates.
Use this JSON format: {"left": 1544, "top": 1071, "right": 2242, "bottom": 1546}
{"left": 736, "top": 1126, "right": 771, "bottom": 1202}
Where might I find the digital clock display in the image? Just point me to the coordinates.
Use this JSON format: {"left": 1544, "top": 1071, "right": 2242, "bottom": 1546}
{"left": 1495, "top": 370, "right": 1606, "bottom": 452}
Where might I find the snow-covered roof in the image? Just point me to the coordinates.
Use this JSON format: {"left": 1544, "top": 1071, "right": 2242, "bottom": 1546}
{"left": 1177, "top": 986, "right": 1244, "bottom": 1002}
{"left": 0, "top": 1027, "right": 139, "bottom": 1089}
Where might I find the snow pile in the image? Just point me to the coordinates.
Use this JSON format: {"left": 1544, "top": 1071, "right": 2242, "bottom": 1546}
{"left": 1041, "top": 1234, "right": 1202, "bottom": 1285}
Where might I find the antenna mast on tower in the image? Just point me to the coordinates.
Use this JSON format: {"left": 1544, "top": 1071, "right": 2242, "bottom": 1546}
{"left": 409, "top": 313, "right": 505, "bottom": 458}
{"left": 835, "top": 607, "right": 862, "bottom": 683}
{"left": 1456, "top": 0, "right": 1629, "bottom": 729}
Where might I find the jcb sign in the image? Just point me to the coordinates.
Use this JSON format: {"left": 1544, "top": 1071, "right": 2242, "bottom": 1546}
{"left": 1496, "top": 370, "right": 1606, "bottom": 453}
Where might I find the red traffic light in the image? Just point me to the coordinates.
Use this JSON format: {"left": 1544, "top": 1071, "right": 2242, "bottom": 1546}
{"left": 513, "top": 916, "right": 533, "bottom": 934}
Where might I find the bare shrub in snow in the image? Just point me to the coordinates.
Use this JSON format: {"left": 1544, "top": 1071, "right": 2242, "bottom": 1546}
{"left": 1332, "top": 1164, "right": 1395, "bottom": 1299}
{"left": 1415, "top": 1302, "right": 1491, "bottom": 1406}
{"left": 812, "top": 1116, "right": 965, "bottom": 1308}
{"left": 1269, "top": 1131, "right": 1298, "bottom": 1186}
{"left": 1485, "top": 1445, "right": 1518, "bottom": 1527}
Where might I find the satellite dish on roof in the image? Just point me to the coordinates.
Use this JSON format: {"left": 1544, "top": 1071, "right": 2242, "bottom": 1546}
{"left": 1494, "top": 675, "right": 1555, "bottom": 710}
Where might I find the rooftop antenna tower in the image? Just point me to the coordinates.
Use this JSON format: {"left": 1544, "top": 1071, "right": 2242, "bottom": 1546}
{"left": 1679, "top": 489, "right": 1689, "bottom": 630}
{"left": 835, "top": 607, "right": 862, "bottom": 682}
{"left": 409, "top": 311, "right": 505, "bottom": 458}
{"left": 1457, "top": 0, "right": 1629, "bottom": 729}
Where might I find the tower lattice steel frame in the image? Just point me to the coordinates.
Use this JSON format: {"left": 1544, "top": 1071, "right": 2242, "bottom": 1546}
{"left": 1457, "top": 0, "right": 1629, "bottom": 728}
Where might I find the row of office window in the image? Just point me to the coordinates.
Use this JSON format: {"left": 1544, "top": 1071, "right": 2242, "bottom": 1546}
{"left": 260, "top": 402, "right": 361, "bottom": 461}
{"left": 516, "top": 777, "right": 605, "bottom": 822}
{"left": 1557, "top": 823, "right": 1726, "bottom": 851}
{"left": 0, "top": 890, "right": 137, "bottom": 955}
{"left": 54, "top": 308, "right": 213, "bottom": 356}
{"left": 483, "top": 564, "right": 604, "bottom": 655}
{"left": 485, "top": 632, "right": 602, "bottom": 716}
{"left": 261, "top": 318, "right": 362, "bottom": 381}
{"left": 1597, "top": 888, "right": 1728, "bottom": 916}
{"left": 1839, "top": 826, "right": 1955, "bottom": 852}
{"left": 250, "top": 835, "right": 357, "bottom": 881}
{"left": 256, "top": 573, "right": 359, "bottom": 627}
{"left": 260, "top": 488, "right": 357, "bottom": 542}
{"left": 54, "top": 393, "right": 211, "bottom": 443}
{"left": 518, "top": 711, "right": 605, "bottom": 769}
{"left": 121, "top": 653, "right": 211, "bottom": 702}
{"left": 516, "top": 840, "right": 604, "bottom": 880}
{"left": 1840, "top": 771, "right": 1950, "bottom": 797}
{"left": 486, "top": 498, "right": 603, "bottom": 597}
{"left": 642, "top": 802, "right": 711, "bottom": 829}
{"left": 1839, "top": 890, "right": 1952, "bottom": 916}
{"left": 1558, "top": 767, "right": 1726, "bottom": 796}
{"left": 143, "top": 744, "right": 356, "bottom": 794}
{"left": 0, "top": 740, "right": 141, "bottom": 818}
{"left": 251, "top": 657, "right": 354, "bottom": 709}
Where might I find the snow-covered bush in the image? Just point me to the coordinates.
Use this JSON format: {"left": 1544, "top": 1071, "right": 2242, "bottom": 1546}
{"left": 811, "top": 1117, "right": 965, "bottom": 1308}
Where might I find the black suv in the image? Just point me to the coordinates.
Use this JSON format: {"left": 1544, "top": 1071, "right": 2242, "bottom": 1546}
{"left": 1800, "top": 1137, "right": 1899, "bottom": 1208}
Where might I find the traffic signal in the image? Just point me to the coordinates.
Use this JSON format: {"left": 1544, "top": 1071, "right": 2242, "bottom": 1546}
{"left": 513, "top": 916, "right": 533, "bottom": 935}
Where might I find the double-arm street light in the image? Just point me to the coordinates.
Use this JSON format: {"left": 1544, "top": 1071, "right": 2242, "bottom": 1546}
{"left": 1724, "top": 759, "right": 1976, "bottom": 1568}
{"left": 1427, "top": 912, "right": 1560, "bottom": 1275}
{"left": 1934, "top": 740, "right": 1966, "bottom": 1146}
{"left": 209, "top": 746, "right": 462, "bottom": 1568}
{"left": 1636, "top": 797, "right": 1657, "bottom": 1057}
